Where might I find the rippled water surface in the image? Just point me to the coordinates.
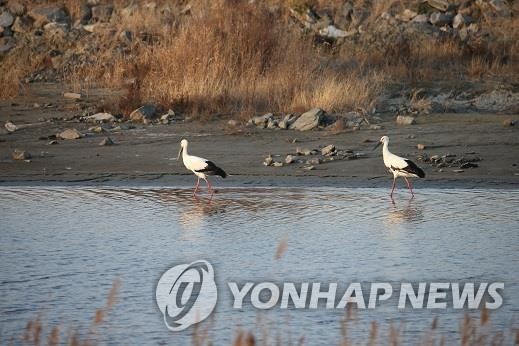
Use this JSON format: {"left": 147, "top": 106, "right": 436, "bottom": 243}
{"left": 1, "top": 187, "right": 518, "bottom": 344}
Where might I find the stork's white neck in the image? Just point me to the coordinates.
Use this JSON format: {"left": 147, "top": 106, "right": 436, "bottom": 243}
{"left": 182, "top": 145, "right": 189, "bottom": 158}
{"left": 382, "top": 141, "right": 390, "bottom": 159}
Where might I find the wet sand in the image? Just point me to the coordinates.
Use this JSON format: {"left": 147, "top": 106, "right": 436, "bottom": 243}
{"left": 1, "top": 84, "right": 518, "bottom": 188}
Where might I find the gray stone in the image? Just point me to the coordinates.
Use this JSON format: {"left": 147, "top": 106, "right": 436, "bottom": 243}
{"left": 267, "top": 118, "right": 278, "bottom": 129}
{"left": 91, "top": 5, "right": 113, "bottom": 22}
{"left": 5, "top": 121, "right": 18, "bottom": 132}
{"left": 427, "top": 0, "right": 450, "bottom": 11}
{"left": 88, "top": 126, "right": 105, "bottom": 133}
{"left": 453, "top": 13, "right": 471, "bottom": 29}
{"left": 399, "top": 9, "right": 417, "bottom": 21}
{"left": 98, "top": 137, "right": 114, "bottom": 146}
{"left": 430, "top": 12, "right": 453, "bottom": 26}
{"left": 307, "top": 157, "right": 322, "bottom": 165}
{"left": 412, "top": 14, "right": 429, "bottom": 23}
{"left": 12, "top": 149, "right": 31, "bottom": 160}
{"left": 249, "top": 113, "right": 273, "bottom": 128}
{"left": 86, "top": 112, "right": 115, "bottom": 122}
{"left": 263, "top": 155, "right": 273, "bottom": 166}
{"left": 285, "top": 154, "right": 296, "bottom": 164}
{"left": 278, "top": 114, "right": 298, "bottom": 129}
{"left": 58, "top": 128, "right": 82, "bottom": 140}
{"left": 272, "top": 162, "right": 283, "bottom": 167}
{"left": 396, "top": 115, "right": 416, "bottom": 125}
{"left": 129, "top": 104, "right": 157, "bottom": 122}
{"left": 0, "top": 11, "right": 14, "bottom": 27}
{"left": 319, "top": 25, "right": 356, "bottom": 38}
{"left": 321, "top": 144, "right": 336, "bottom": 156}
{"left": 29, "top": 6, "right": 70, "bottom": 26}
{"left": 290, "top": 108, "right": 324, "bottom": 131}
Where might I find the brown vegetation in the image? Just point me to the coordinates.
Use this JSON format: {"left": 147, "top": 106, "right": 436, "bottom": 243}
{"left": 1, "top": 0, "right": 518, "bottom": 119}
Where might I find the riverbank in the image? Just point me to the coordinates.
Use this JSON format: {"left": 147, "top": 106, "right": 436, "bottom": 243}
{"left": 1, "top": 84, "right": 518, "bottom": 188}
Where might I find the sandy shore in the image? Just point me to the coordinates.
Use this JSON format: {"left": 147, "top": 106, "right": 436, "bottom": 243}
{"left": 1, "top": 84, "right": 518, "bottom": 188}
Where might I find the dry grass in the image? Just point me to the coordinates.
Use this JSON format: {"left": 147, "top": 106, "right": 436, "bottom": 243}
{"left": 1, "top": 0, "right": 518, "bottom": 117}
{"left": 18, "top": 279, "right": 120, "bottom": 346}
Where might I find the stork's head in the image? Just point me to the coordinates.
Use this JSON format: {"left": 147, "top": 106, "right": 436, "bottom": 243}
{"left": 372, "top": 136, "right": 389, "bottom": 151}
{"left": 177, "top": 139, "right": 188, "bottom": 160}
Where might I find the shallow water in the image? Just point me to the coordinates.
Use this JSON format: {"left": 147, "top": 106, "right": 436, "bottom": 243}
{"left": 1, "top": 187, "right": 518, "bottom": 344}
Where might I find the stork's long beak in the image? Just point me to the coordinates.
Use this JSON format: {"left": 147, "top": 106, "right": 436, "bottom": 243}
{"left": 177, "top": 147, "right": 182, "bottom": 161}
{"left": 372, "top": 141, "right": 382, "bottom": 151}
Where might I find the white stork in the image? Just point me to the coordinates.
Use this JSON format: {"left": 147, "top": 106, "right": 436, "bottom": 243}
{"left": 373, "top": 136, "right": 425, "bottom": 197}
{"left": 177, "top": 139, "right": 227, "bottom": 196}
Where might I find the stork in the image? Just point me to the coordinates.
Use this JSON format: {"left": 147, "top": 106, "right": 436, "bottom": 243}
{"left": 373, "top": 136, "right": 425, "bottom": 197}
{"left": 177, "top": 139, "right": 227, "bottom": 197}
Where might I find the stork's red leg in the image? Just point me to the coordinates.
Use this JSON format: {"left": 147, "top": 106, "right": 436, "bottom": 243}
{"left": 193, "top": 177, "right": 200, "bottom": 196}
{"left": 404, "top": 177, "right": 414, "bottom": 197}
{"left": 205, "top": 178, "right": 214, "bottom": 195}
{"left": 390, "top": 178, "right": 397, "bottom": 197}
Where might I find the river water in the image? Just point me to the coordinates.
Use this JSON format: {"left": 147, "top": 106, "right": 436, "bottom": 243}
{"left": 1, "top": 187, "right": 518, "bottom": 344}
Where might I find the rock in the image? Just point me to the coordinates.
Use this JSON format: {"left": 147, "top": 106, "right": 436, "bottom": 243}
{"left": 452, "top": 13, "right": 471, "bottom": 29}
{"left": 7, "top": 1, "right": 25, "bottom": 16}
{"left": 227, "top": 119, "right": 238, "bottom": 127}
{"left": 11, "top": 15, "right": 33, "bottom": 33}
{"left": 396, "top": 115, "right": 416, "bottom": 125}
{"left": 5, "top": 121, "right": 18, "bottom": 132}
{"left": 453, "top": 169, "right": 464, "bottom": 173}
{"left": 160, "top": 109, "right": 175, "bottom": 124}
{"left": 285, "top": 154, "right": 296, "bottom": 164}
{"left": 412, "top": 14, "right": 429, "bottom": 23}
{"left": 86, "top": 112, "right": 115, "bottom": 122}
{"left": 460, "top": 162, "right": 478, "bottom": 169}
{"left": 427, "top": 0, "right": 450, "bottom": 11}
{"left": 369, "top": 124, "right": 382, "bottom": 130}
{"left": 88, "top": 126, "right": 105, "bottom": 133}
{"left": 307, "top": 157, "right": 322, "bottom": 165}
{"left": 249, "top": 113, "right": 273, "bottom": 128}
{"left": 29, "top": 6, "right": 69, "bottom": 26}
{"left": 98, "top": 137, "right": 114, "bottom": 146}
{"left": 0, "top": 11, "right": 14, "bottom": 27}
{"left": 267, "top": 118, "right": 278, "bottom": 129}
{"left": 129, "top": 104, "right": 156, "bottom": 122}
{"left": 58, "top": 128, "right": 82, "bottom": 140}
{"left": 290, "top": 108, "right": 324, "bottom": 131}
{"left": 417, "top": 143, "right": 426, "bottom": 150}
{"left": 263, "top": 155, "right": 273, "bottom": 166}
{"left": 321, "top": 144, "right": 336, "bottom": 156}
{"left": 296, "top": 147, "right": 316, "bottom": 156}
{"left": 12, "top": 149, "right": 31, "bottom": 160}
{"left": 319, "top": 25, "right": 356, "bottom": 38}
{"left": 430, "top": 12, "right": 453, "bottom": 26}
{"left": 502, "top": 118, "right": 515, "bottom": 127}
{"left": 63, "top": 92, "right": 81, "bottom": 99}
{"left": 278, "top": 114, "right": 298, "bottom": 129}
{"left": 303, "top": 165, "right": 315, "bottom": 171}
{"left": 272, "top": 162, "right": 283, "bottom": 167}
{"left": 399, "top": 9, "right": 417, "bottom": 21}
{"left": 48, "top": 140, "right": 58, "bottom": 145}
{"left": 91, "top": 4, "right": 113, "bottom": 22}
